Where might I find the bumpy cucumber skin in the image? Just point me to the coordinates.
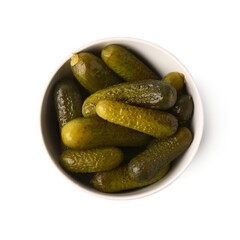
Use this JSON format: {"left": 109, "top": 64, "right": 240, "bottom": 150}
{"left": 60, "top": 147, "right": 123, "bottom": 173}
{"left": 54, "top": 79, "right": 83, "bottom": 129}
{"left": 91, "top": 164, "right": 170, "bottom": 193}
{"left": 61, "top": 116, "right": 152, "bottom": 149}
{"left": 162, "top": 72, "right": 185, "bottom": 92}
{"left": 128, "top": 127, "right": 193, "bottom": 183}
{"left": 101, "top": 45, "right": 159, "bottom": 82}
{"left": 170, "top": 94, "right": 194, "bottom": 124}
{"left": 82, "top": 80, "right": 177, "bottom": 117}
{"left": 71, "top": 52, "right": 122, "bottom": 93}
{"left": 54, "top": 79, "right": 83, "bottom": 150}
{"left": 96, "top": 100, "right": 178, "bottom": 138}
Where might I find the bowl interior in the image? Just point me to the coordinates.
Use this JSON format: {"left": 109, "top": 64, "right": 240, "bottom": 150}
{"left": 41, "top": 38, "right": 203, "bottom": 200}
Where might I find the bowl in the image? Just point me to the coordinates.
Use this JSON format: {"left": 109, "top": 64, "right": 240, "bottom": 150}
{"left": 41, "top": 37, "right": 204, "bottom": 200}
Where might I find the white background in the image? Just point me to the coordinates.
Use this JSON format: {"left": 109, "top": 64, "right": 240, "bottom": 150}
{"left": 0, "top": 0, "right": 239, "bottom": 239}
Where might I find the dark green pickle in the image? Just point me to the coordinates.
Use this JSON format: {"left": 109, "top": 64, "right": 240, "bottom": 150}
{"left": 54, "top": 79, "right": 83, "bottom": 129}
{"left": 128, "top": 127, "right": 193, "bottom": 183}
{"left": 54, "top": 79, "right": 83, "bottom": 149}
{"left": 91, "top": 164, "right": 170, "bottom": 193}
{"left": 82, "top": 80, "right": 177, "bottom": 117}
{"left": 71, "top": 52, "right": 122, "bottom": 93}
{"left": 101, "top": 45, "right": 159, "bottom": 82}
{"left": 170, "top": 94, "right": 194, "bottom": 124}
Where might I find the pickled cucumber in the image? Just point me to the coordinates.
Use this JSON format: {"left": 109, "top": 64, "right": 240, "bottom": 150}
{"left": 101, "top": 45, "right": 159, "bottom": 82}
{"left": 91, "top": 164, "right": 170, "bottom": 193}
{"left": 54, "top": 79, "right": 83, "bottom": 129}
{"left": 60, "top": 147, "right": 123, "bottom": 173}
{"left": 96, "top": 100, "right": 178, "bottom": 138}
{"left": 82, "top": 80, "right": 177, "bottom": 117}
{"left": 71, "top": 52, "right": 122, "bottom": 93}
{"left": 54, "top": 79, "right": 83, "bottom": 150}
{"left": 170, "top": 94, "right": 193, "bottom": 124}
{"left": 61, "top": 116, "right": 152, "bottom": 149}
{"left": 162, "top": 72, "right": 185, "bottom": 92}
{"left": 128, "top": 127, "right": 193, "bottom": 183}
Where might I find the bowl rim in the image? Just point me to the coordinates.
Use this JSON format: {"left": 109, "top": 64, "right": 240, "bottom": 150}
{"left": 41, "top": 37, "right": 204, "bottom": 200}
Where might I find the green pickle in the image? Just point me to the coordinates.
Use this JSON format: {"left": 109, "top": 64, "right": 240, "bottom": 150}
{"left": 60, "top": 147, "right": 123, "bottom": 173}
{"left": 162, "top": 72, "right": 185, "bottom": 92}
{"left": 128, "top": 127, "right": 193, "bottom": 183}
{"left": 96, "top": 100, "right": 178, "bottom": 138}
{"left": 82, "top": 80, "right": 177, "bottom": 117}
{"left": 91, "top": 164, "right": 170, "bottom": 193}
{"left": 54, "top": 79, "right": 83, "bottom": 129}
{"left": 71, "top": 52, "right": 122, "bottom": 93}
{"left": 54, "top": 79, "right": 83, "bottom": 150}
{"left": 101, "top": 45, "right": 159, "bottom": 82}
{"left": 61, "top": 116, "right": 152, "bottom": 149}
{"left": 170, "top": 94, "right": 194, "bottom": 124}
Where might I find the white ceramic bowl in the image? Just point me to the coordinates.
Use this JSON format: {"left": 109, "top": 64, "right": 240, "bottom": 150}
{"left": 41, "top": 37, "right": 204, "bottom": 200}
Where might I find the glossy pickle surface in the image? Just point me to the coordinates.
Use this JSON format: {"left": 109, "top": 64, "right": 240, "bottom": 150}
{"left": 54, "top": 79, "right": 83, "bottom": 150}
{"left": 71, "top": 52, "right": 122, "bottom": 93}
{"left": 128, "top": 127, "right": 193, "bottom": 183}
{"left": 82, "top": 80, "right": 177, "bottom": 117}
{"left": 54, "top": 78, "right": 83, "bottom": 129}
{"left": 91, "top": 164, "right": 170, "bottom": 193}
{"left": 170, "top": 94, "right": 194, "bottom": 124}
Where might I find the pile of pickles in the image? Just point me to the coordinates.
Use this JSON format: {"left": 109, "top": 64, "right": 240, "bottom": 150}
{"left": 54, "top": 44, "right": 194, "bottom": 193}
